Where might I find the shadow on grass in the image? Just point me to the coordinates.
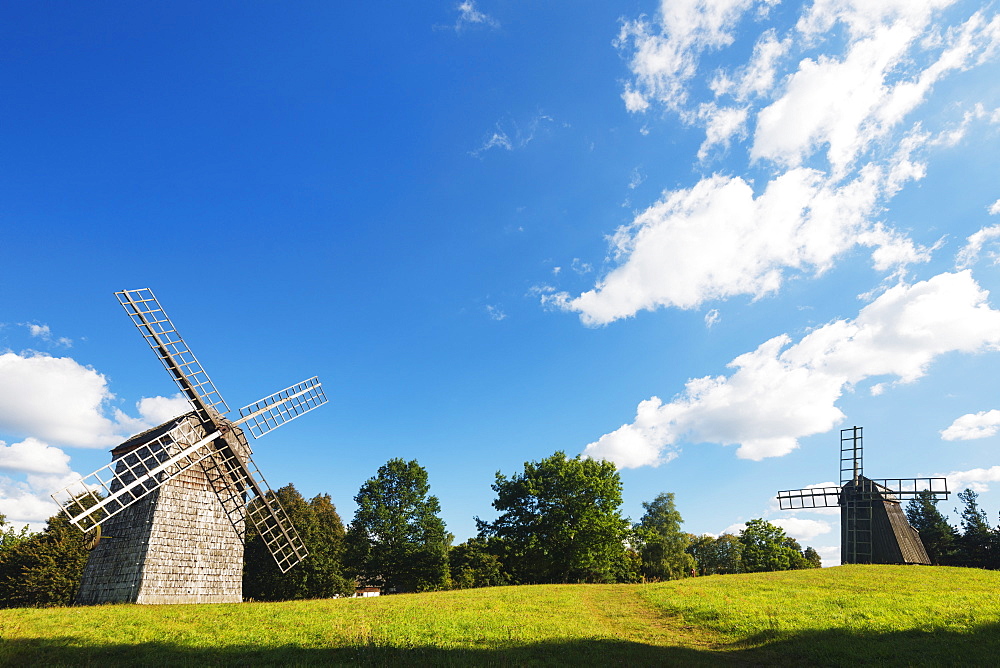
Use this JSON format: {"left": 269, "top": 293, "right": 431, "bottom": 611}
{"left": 0, "top": 637, "right": 719, "bottom": 667}
{"left": 4, "top": 623, "right": 1000, "bottom": 667}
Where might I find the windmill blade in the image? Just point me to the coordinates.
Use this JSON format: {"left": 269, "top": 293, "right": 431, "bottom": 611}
{"left": 116, "top": 288, "right": 229, "bottom": 415}
{"left": 865, "top": 477, "right": 950, "bottom": 500}
{"left": 51, "top": 418, "right": 220, "bottom": 532}
{"left": 235, "top": 376, "right": 328, "bottom": 439}
{"left": 777, "top": 487, "right": 842, "bottom": 510}
{"left": 201, "top": 429, "right": 308, "bottom": 573}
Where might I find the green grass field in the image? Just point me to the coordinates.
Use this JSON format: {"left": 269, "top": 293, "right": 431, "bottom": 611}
{"left": 2, "top": 565, "right": 998, "bottom": 666}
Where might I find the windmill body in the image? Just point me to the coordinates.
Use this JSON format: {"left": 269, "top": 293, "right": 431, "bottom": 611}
{"left": 777, "top": 427, "right": 948, "bottom": 565}
{"left": 53, "top": 289, "right": 328, "bottom": 604}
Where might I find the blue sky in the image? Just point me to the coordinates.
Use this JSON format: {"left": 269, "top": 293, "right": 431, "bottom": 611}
{"left": 2, "top": 1, "right": 1000, "bottom": 567}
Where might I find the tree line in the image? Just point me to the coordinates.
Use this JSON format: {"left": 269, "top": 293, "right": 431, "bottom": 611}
{"left": 10, "top": 450, "right": 998, "bottom": 606}
{"left": 0, "top": 450, "right": 825, "bottom": 606}
{"left": 906, "top": 488, "right": 1000, "bottom": 569}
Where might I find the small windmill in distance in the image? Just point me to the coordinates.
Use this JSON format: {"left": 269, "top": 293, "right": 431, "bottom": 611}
{"left": 777, "top": 426, "right": 949, "bottom": 565}
{"left": 52, "top": 288, "right": 328, "bottom": 604}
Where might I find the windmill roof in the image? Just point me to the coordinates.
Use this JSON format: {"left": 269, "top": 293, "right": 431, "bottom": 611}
{"left": 111, "top": 411, "right": 198, "bottom": 457}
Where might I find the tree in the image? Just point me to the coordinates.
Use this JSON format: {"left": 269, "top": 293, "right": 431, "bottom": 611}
{"left": 0, "top": 511, "right": 88, "bottom": 607}
{"left": 244, "top": 484, "right": 354, "bottom": 601}
{"left": 687, "top": 533, "right": 744, "bottom": 576}
{"left": 345, "top": 459, "right": 450, "bottom": 593}
{"left": 905, "top": 490, "right": 958, "bottom": 565}
{"left": 635, "top": 493, "right": 695, "bottom": 581}
{"left": 738, "top": 519, "right": 801, "bottom": 573}
{"left": 712, "top": 534, "right": 744, "bottom": 574}
{"left": 803, "top": 546, "right": 822, "bottom": 568}
{"left": 956, "top": 488, "right": 993, "bottom": 568}
{"left": 449, "top": 537, "right": 509, "bottom": 589}
{"left": 476, "top": 452, "right": 632, "bottom": 584}
{"left": 0, "top": 515, "right": 32, "bottom": 552}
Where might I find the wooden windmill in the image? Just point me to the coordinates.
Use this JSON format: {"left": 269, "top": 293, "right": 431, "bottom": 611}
{"left": 777, "top": 426, "right": 949, "bottom": 565}
{"left": 51, "top": 288, "right": 328, "bottom": 604}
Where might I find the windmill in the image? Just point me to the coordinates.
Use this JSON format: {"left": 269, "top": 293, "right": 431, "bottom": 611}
{"left": 777, "top": 426, "right": 949, "bottom": 565}
{"left": 51, "top": 288, "right": 328, "bottom": 604}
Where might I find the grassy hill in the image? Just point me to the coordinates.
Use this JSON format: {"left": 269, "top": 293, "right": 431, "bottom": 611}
{"left": 2, "top": 565, "right": 999, "bottom": 666}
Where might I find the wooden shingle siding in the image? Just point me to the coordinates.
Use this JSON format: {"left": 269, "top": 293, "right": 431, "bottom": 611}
{"left": 75, "top": 414, "right": 245, "bottom": 605}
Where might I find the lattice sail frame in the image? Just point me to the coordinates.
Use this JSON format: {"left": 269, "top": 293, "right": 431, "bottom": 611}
{"left": 777, "top": 478, "right": 951, "bottom": 510}
{"left": 52, "top": 287, "right": 326, "bottom": 573}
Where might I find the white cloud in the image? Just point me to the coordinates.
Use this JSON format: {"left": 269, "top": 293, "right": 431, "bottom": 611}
{"left": 704, "top": 309, "right": 720, "bottom": 328}
{"left": 772, "top": 516, "right": 833, "bottom": 541}
{"left": 485, "top": 304, "right": 507, "bottom": 321}
{"left": 453, "top": 1, "right": 499, "bottom": 31}
{"left": 957, "top": 224, "right": 1000, "bottom": 269}
{"left": 27, "top": 323, "right": 50, "bottom": 338}
{"left": 615, "top": 0, "right": 758, "bottom": 112}
{"left": 697, "top": 104, "right": 747, "bottom": 160}
{"left": 0, "top": 352, "right": 122, "bottom": 448}
{"left": 0, "top": 437, "right": 71, "bottom": 475}
{"left": 472, "top": 114, "right": 557, "bottom": 157}
{"left": 940, "top": 464, "right": 1000, "bottom": 492}
{"left": 0, "top": 439, "right": 80, "bottom": 525}
{"left": 0, "top": 351, "right": 192, "bottom": 449}
{"left": 990, "top": 199, "right": 1000, "bottom": 215}
{"left": 545, "top": 164, "right": 913, "bottom": 325}
{"left": 941, "top": 409, "right": 1000, "bottom": 440}
{"left": 21, "top": 322, "right": 72, "bottom": 347}
{"left": 754, "top": 6, "right": 1000, "bottom": 175}
{"left": 583, "top": 271, "right": 1000, "bottom": 467}
{"left": 0, "top": 475, "right": 61, "bottom": 525}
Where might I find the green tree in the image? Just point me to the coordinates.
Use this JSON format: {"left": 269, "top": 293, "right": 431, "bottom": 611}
{"left": 0, "top": 514, "right": 32, "bottom": 551}
{"left": 956, "top": 488, "right": 993, "bottom": 568}
{"left": 803, "top": 546, "right": 822, "bottom": 568}
{"left": 905, "top": 490, "right": 958, "bottom": 565}
{"left": 476, "top": 451, "right": 632, "bottom": 584}
{"left": 345, "top": 459, "right": 450, "bottom": 593}
{"left": 449, "top": 537, "right": 509, "bottom": 589}
{"left": 687, "top": 533, "right": 744, "bottom": 576}
{"left": 244, "top": 484, "right": 354, "bottom": 601}
{"left": 738, "top": 519, "right": 801, "bottom": 573}
{"left": 635, "top": 493, "right": 696, "bottom": 581}
{"left": 0, "top": 511, "right": 88, "bottom": 608}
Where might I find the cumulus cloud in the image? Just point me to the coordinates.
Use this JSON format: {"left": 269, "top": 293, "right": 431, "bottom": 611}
{"left": 752, "top": 7, "right": 999, "bottom": 175}
{"left": 0, "top": 352, "right": 123, "bottom": 448}
{"left": 941, "top": 409, "right": 1000, "bottom": 440}
{"left": 940, "top": 464, "right": 1000, "bottom": 493}
{"left": 771, "top": 517, "right": 833, "bottom": 541}
{"left": 583, "top": 271, "right": 1000, "bottom": 467}
{"left": 577, "top": 0, "right": 1000, "bottom": 327}
{"left": 0, "top": 351, "right": 191, "bottom": 449}
{"left": 0, "top": 437, "right": 71, "bottom": 475}
{"left": 0, "top": 438, "right": 80, "bottom": 525}
{"left": 544, "top": 164, "right": 925, "bottom": 325}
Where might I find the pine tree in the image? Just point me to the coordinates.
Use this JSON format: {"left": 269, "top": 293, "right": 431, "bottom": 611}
{"left": 905, "top": 490, "right": 958, "bottom": 565}
{"left": 956, "top": 488, "right": 993, "bottom": 568}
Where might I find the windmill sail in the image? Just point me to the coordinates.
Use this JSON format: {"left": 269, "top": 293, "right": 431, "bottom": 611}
{"left": 236, "top": 377, "right": 328, "bottom": 439}
{"left": 51, "top": 416, "right": 219, "bottom": 532}
{"left": 201, "top": 429, "right": 308, "bottom": 572}
{"left": 116, "top": 288, "right": 229, "bottom": 415}
{"left": 64, "top": 288, "right": 326, "bottom": 604}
